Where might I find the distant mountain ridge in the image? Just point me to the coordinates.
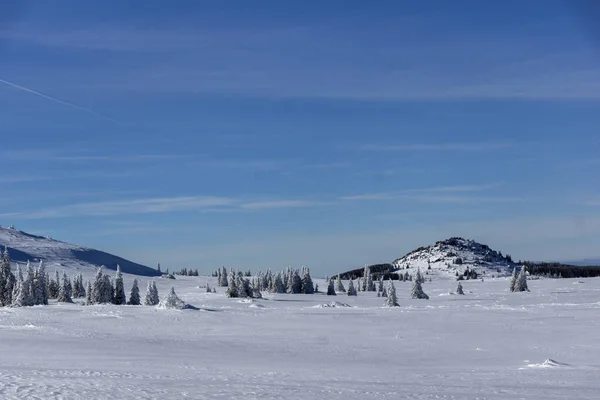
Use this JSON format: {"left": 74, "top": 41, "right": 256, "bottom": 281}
{"left": 0, "top": 226, "right": 161, "bottom": 277}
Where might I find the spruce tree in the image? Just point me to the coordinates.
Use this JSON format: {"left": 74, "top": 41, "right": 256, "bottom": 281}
{"left": 151, "top": 281, "right": 160, "bottom": 305}
{"left": 381, "top": 286, "right": 388, "bottom": 297}
{"left": 301, "top": 268, "right": 315, "bottom": 294}
{"left": 35, "top": 261, "right": 48, "bottom": 305}
{"left": 411, "top": 278, "right": 429, "bottom": 299}
{"left": 509, "top": 267, "right": 518, "bottom": 292}
{"left": 57, "top": 272, "right": 73, "bottom": 303}
{"left": 288, "top": 269, "right": 302, "bottom": 294}
{"left": 384, "top": 281, "right": 399, "bottom": 307}
{"left": 272, "top": 272, "right": 286, "bottom": 293}
{"left": 113, "top": 265, "right": 126, "bottom": 305}
{"left": 335, "top": 275, "right": 345, "bottom": 292}
{"left": 377, "top": 276, "right": 383, "bottom": 293}
{"left": 86, "top": 281, "right": 92, "bottom": 305}
{"left": 0, "top": 247, "right": 14, "bottom": 306}
{"left": 102, "top": 274, "right": 114, "bottom": 304}
{"left": 515, "top": 266, "right": 529, "bottom": 292}
{"left": 22, "top": 262, "right": 35, "bottom": 306}
{"left": 456, "top": 281, "right": 464, "bottom": 295}
{"left": 144, "top": 281, "right": 154, "bottom": 305}
{"left": 92, "top": 267, "right": 104, "bottom": 304}
{"left": 347, "top": 279, "right": 357, "bottom": 296}
{"left": 127, "top": 279, "right": 140, "bottom": 305}
{"left": 48, "top": 270, "right": 59, "bottom": 299}
{"left": 226, "top": 270, "right": 239, "bottom": 298}
{"left": 327, "top": 279, "right": 336, "bottom": 295}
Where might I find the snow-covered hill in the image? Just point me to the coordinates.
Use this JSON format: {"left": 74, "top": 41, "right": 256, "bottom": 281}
{"left": 391, "top": 237, "right": 517, "bottom": 280}
{"left": 0, "top": 226, "right": 160, "bottom": 277}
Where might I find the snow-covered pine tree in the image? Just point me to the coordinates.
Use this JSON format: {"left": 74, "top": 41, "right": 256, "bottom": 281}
{"left": 127, "top": 279, "right": 140, "bottom": 305}
{"left": 102, "top": 274, "right": 114, "bottom": 304}
{"left": 377, "top": 276, "right": 383, "bottom": 293}
{"left": 357, "top": 277, "right": 362, "bottom": 292}
{"left": 11, "top": 264, "right": 24, "bottom": 307}
{"left": 327, "top": 279, "right": 336, "bottom": 295}
{"left": 411, "top": 278, "right": 429, "bottom": 299}
{"left": 86, "top": 281, "right": 92, "bottom": 305}
{"left": 34, "top": 261, "right": 48, "bottom": 305}
{"left": 113, "top": 265, "right": 126, "bottom": 305}
{"left": 301, "top": 267, "right": 315, "bottom": 294}
{"left": 288, "top": 269, "right": 302, "bottom": 294}
{"left": 381, "top": 286, "right": 388, "bottom": 297}
{"left": 226, "top": 269, "right": 239, "bottom": 298}
{"left": 272, "top": 272, "right": 286, "bottom": 293}
{"left": 158, "top": 287, "right": 185, "bottom": 309}
{"left": 384, "top": 281, "right": 399, "bottom": 307}
{"left": 515, "top": 266, "right": 529, "bottom": 292}
{"left": 144, "top": 281, "right": 154, "bottom": 305}
{"left": 91, "top": 267, "right": 104, "bottom": 304}
{"left": 151, "top": 281, "right": 159, "bottom": 305}
{"left": 509, "top": 267, "right": 518, "bottom": 292}
{"left": 366, "top": 269, "right": 376, "bottom": 291}
{"left": 237, "top": 275, "right": 251, "bottom": 298}
{"left": 220, "top": 267, "right": 228, "bottom": 287}
{"left": 362, "top": 266, "right": 369, "bottom": 291}
{"left": 347, "top": 279, "right": 357, "bottom": 296}
{"left": 57, "top": 272, "right": 73, "bottom": 303}
{"left": 65, "top": 274, "right": 72, "bottom": 299}
{"left": 335, "top": 275, "right": 345, "bottom": 292}
{"left": 48, "top": 270, "right": 59, "bottom": 299}
{"left": 456, "top": 281, "right": 464, "bottom": 295}
{"left": 0, "top": 247, "right": 15, "bottom": 306}
{"left": 21, "top": 261, "right": 35, "bottom": 306}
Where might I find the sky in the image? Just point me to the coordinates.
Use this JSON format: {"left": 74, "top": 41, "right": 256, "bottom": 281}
{"left": 1, "top": 0, "right": 600, "bottom": 275}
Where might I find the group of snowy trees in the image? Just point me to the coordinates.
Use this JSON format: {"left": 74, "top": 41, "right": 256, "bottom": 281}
{"left": 325, "top": 267, "right": 431, "bottom": 306}
{"left": 215, "top": 266, "right": 316, "bottom": 298}
{"left": 509, "top": 266, "right": 529, "bottom": 292}
{"left": 174, "top": 268, "right": 200, "bottom": 276}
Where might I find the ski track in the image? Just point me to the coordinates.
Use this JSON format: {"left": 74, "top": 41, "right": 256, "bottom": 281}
{"left": 0, "top": 276, "right": 599, "bottom": 399}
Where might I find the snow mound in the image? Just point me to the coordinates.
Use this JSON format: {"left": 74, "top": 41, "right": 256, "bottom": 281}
{"left": 525, "top": 359, "right": 571, "bottom": 369}
{"left": 391, "top": 237, "right": 516, "bottom": 280}
{"left": 313, "top": 301, "right": 353, "bottom": 308}
{"left": 157, "top": 287, "right": 197, "bottom": 310}
{"left": 249, "top": 303, "right": 265, "bottom": 308}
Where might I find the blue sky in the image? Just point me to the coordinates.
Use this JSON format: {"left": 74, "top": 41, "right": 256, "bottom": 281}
{"left": 1, "top": 0, "right": 600, "bottom": 274}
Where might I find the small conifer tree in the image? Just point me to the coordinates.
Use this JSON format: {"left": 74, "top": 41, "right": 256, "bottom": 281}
{"left": 128, "top": 279, "right": 141, "bottom": 305}
{"left": 384, "top": 281, "right": 399, "bottom": 307}
{"left": 335, "top": 275, "right": 345, "bottom": 292}
{"left": 113, "top": 265, "right": 126, "bottom": 305}
{"left": 347, "top": 280, "right": 357, "bottom": 296}
{"left": 327, "top": 279, "right": 336, "bottom": 296}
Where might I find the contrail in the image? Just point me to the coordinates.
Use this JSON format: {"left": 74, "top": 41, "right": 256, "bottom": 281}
{"left": 0, "top": 77, "right": 120, "bottom": 124}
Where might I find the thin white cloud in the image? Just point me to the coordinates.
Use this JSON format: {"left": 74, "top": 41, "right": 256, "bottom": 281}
{"left": 0, "top": 196, "right": 236, "bottom": 219}
{"left": 341, "top": 182, "right": 507, "bottom": 202}
{"left": 362, "top": 143, "right": 512, "bottom": 152}
{"left": 0, "top": 149, "right": 192, "bottom": 163}
{"left": 240, "top": 200, "right": 324, "bottom": 210}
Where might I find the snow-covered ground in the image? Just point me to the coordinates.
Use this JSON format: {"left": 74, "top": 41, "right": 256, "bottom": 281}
{"left": 1, "top": 275, "right": 599, "bottom": 399}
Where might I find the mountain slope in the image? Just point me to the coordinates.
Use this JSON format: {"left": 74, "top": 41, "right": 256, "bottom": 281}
{"left": 391, "top": 237, "right": 516, "bottom": 280}
{"left": 0, "top": 226, "right": 161, "bottom": 277}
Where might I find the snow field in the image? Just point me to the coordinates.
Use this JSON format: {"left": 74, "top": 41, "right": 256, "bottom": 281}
{"left": 0, "top": 275, "right": 599, "bottom": 399}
